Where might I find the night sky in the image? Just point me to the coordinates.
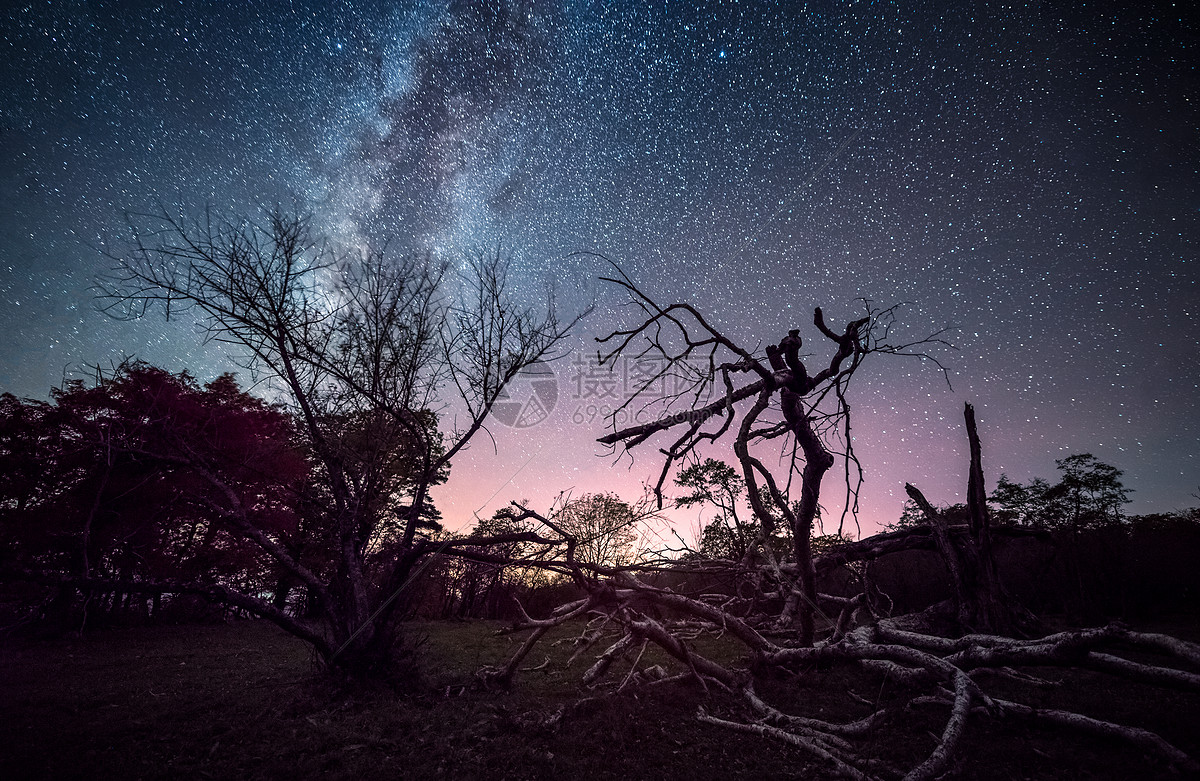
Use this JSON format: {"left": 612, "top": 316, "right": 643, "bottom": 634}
{"left": 2, "top": 1, "right": 1197, "bottom": 538}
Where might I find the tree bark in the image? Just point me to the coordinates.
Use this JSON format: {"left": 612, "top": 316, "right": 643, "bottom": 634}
{"left": 779, "top": 388, "right": 835, "bottom": 645}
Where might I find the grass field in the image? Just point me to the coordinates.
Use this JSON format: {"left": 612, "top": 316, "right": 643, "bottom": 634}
{"left": 3, "top": 617, "right": 1199, "bottom": 779}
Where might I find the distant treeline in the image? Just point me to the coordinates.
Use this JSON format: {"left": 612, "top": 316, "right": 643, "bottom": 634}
{"left": 827, "top": 513, "right": 1200, "bottom": 620}
{"left": 1, "top": 363, "right": 1196, "bottom": 632}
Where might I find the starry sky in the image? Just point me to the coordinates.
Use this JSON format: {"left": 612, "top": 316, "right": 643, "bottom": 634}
{"left": 2, "top": 0, "right": 1197, "bottom": 539}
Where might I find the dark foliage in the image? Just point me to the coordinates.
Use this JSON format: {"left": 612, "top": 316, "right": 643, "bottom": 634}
{"left": 0, "top": 363, "right": 308, "bottom": 630}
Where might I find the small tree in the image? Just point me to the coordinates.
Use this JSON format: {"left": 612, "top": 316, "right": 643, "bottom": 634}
{"left": 989, "top": 474, "right": 1053, "bottom": 527}
{"left": 989, "top": 455, "right": 1131, "bottom": 532}
{"left": 887, "top": 500, "right": 970, "bottom": 532}
{"left": 553, "top": 493, "right": 641, "bottom": 569}
{"left": 1045, "top": 453, "right": 1132, "bottom": 531}
{"left": 675, "top": 458, "right": 758, "bottom": 561}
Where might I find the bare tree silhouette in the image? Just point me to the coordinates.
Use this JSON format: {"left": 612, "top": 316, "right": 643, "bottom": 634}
{"left": 89, "top": 208, "right": 581, "bottom": 675}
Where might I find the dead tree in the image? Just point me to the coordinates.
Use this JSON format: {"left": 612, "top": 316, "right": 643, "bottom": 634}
{"left": 591, "top": 266, "right": 949, "bottom": 645}
{"left": 904, "top": 403, "right": 1028, "bottom": 635}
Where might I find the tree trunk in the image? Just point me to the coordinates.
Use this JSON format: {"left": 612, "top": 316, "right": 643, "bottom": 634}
{"left": 906, "top": 403, "right": 1023, "bottom": 635}
{"left": 780, "top": 388, "right": 836, "bottom": 646}
{"left": 271, "top": 577, "right": 292, "bottom": 613}
{"left": 962, "top": 403, "right": 1010, "bottom": 632}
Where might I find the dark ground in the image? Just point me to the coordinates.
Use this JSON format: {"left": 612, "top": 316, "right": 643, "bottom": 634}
{"left": 2, "top": 616, "right": 1199, "bottom": 780}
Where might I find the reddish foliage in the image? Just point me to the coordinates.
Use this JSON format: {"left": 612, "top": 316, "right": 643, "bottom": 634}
{"left": 0, "top": 363, "right": 309, "bottom": 597}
